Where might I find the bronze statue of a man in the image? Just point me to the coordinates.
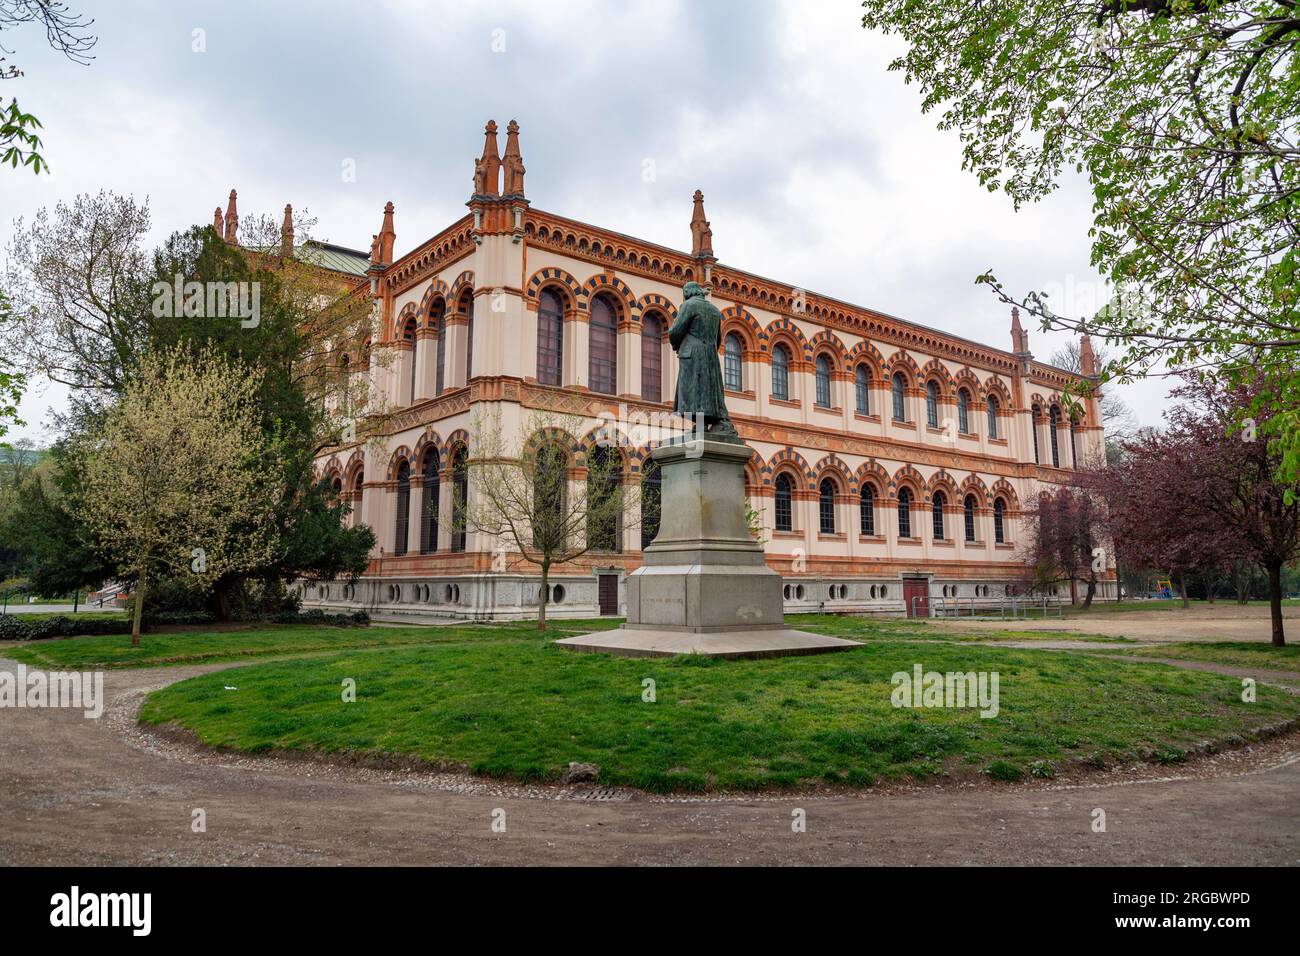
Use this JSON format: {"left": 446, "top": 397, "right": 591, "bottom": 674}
{"left": 669, "top": 281, "right": 735, "bottom": 436}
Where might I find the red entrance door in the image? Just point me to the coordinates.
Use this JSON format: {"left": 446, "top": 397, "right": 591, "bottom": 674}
{"left": 903, "top": 578, "right": 929, "bottom": 618}
{"left": 598, "top": 574, "right": 619, "bottom": 616}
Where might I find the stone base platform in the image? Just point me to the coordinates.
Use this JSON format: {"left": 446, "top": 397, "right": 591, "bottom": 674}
{"left": 554, "top": 627, "right": 861, "bottom": 660}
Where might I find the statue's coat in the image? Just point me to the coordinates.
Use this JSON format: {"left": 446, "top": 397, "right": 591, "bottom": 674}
{"left": 669, "top": 282, "right": 730, "bottom": 424}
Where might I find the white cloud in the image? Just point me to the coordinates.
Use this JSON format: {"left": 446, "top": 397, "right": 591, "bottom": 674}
{"left": 0, "top": 0, "right": 1171, "bottom": 442}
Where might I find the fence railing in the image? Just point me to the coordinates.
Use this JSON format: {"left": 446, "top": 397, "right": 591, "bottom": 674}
{"left": 928, "top": 594, "right": 1065, "bottom": 620}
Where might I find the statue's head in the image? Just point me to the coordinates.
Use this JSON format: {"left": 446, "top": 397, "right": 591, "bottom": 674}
{"left": 683, "top": 281, "right": 705, "bottom": 300}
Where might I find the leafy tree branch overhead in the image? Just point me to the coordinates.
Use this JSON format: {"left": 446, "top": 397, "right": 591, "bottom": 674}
{"left": 860, "top": 0, "right": 1298, "bottom": 471}
{"left": 0, "top": 0, "right": 97, "bottom": 173}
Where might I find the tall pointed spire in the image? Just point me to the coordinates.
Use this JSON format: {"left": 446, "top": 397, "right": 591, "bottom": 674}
{"left": 690, "top": 189, "right": 713, "bottom": 258}
{"left": 502, "top": 119, "right": 526, "bottom": 197}
{"left": 1079, "top": 332, "right": 1097, "bottom": 377}
{"left": 280, "top": 203, "right": 294, "bottom": 257}
{"left": 473, "top": 119, "right": 502, "bottom": 198}
{"left": 1010, "top": 306, "right": 1028, "bottom": 354}
{"left": 224, "top": 189, "right": 239, "bottom": 244}
{"left": 213, "top": 206, "right": 224, "bottom": 236}
{"left": 377, "top": 201, "right": 395, "bottom": 266}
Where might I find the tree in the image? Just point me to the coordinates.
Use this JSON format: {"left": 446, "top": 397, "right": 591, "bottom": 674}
{"left": 2, "top": 198, "right": 375, "bottom": 616}
{"left": 79, "top": 348, "right": 278, "bottom": 644}
{"left": 860, "top": 1, "right": 1300, "bottom": 479}
{"left": 1095, "top": 373, "right": 1300, "bottom": 642}
{"left": 466, "top": 410, "right": 643, "bottom": 631}
{"left": 143, "top": 224, "right": 375, "bottom": 615}
{"left": 0, "top": 1, "right": 96, "bottom": 173}
{"left": 1089, "top": 431, "right": 1230, "bottom": 609}
{"left": 1020, "top": 483, "right": 1107, "bottom": 608}
{"left": 2, "top": 191, "right": 154, "bottom": 408}
{"left": 0, "top": 289, "right": 25, "bottom": 439}
{"left": 0, "top": 444, "right": 112, "bottom": 595}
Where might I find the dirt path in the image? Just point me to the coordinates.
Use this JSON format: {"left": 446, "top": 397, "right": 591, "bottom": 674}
{"left": 3, "top": 654, "right": 1299, "bottom": 866}
{"left": 941, "top": 604, "right": 1300, "bottom": 643}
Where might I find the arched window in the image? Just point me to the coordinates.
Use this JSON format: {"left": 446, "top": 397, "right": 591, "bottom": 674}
{"left": 774, "top": 473, "right": 794, "bottom": 532}
{"left": 1031, "top": 404, "right": 1041, "bottom": 462}
{"left": 963, "top": 494, "right": 976, "bottom": 543}
{"left": 987, "top": 394, "right": 1000, "bottom": 439}
{"left": 724, "top": 332, "right": 743, "bottom": 391}
{"left": 420, "top": 447, "right": 440, "bottom": 554}
{"left": 815, "top": 355, "right": 832, "bottom": 408}
{"left": 640, "top": 459, "right": 661, "bottom": 549}
{"left": 642, "top": 312, "right": 663, "bottom": 402}
{"left": 403, "top": 317, "right": 418, "bottom": 406}
{"left": 536, "top": 288, "right": 563, "bottom": 386}
{"left": 1069, "top": 416, "right": 1079, "bottom": 467}
{"left": 993, "top": 497, "right": 1006, "bottom": 544}
{"left": 463, "top": 293, "right": 475, "bottom": 383}
{"left": 771, "top": 344, "right": 790, "bottom": 400}
{"left": 892, "top": 373, "right": 907, "bottom": 421}
{"left": 855, "top": 365, "right": 870, "bottom": 414}
{"left": 433, "top": 303, "right": 447, "bottom": 396}
{"left": 353, "top": 470, "right": 365, "bottom": 528}
{"left": 393, "top": 460, "right": 411, "bottom": 556}
{"left": 818, "top": 478, "right": 836, "bottom": 534}
{"left": 925, "top": 380, "right": 939, "bottom": 428}
{"left": 588, "top": 295, "right": 618, "bottom": 395}
{"left": 533, "top": 442, "right": 567, "bottom": 551}
{"left": 1049, "top": 405, "right": 1061, "bottom": 467}
{"left": 586, "top": 445, "right": 622, "bottom": 551}
{"left": 957, "top": 388, "right": 970, "bottom": 434}
{"left": 859, "top": 485, "right": 875, "bottom": 536}
{"left": 931, "top": 491, "right": 946, "bottom": 540}
{"left": 331, "top": 476, "right": 343, "bottom": 501}
{"left": 897, "top": 488, "right": 912, "bottom": 538}
{"left": 451, "top": 445, "right": 468, "bottom": 552}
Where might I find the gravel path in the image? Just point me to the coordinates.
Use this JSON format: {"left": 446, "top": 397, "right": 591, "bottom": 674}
{"left": 941, "top": 604, "right": 1300, "bottom": 643}
{"left": 2, "top": 651, "right": 1299, "bottom": 866}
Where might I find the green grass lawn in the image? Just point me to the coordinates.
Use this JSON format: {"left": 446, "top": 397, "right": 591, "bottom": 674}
{"left": 2, "top": 618, "right": 622, "bottom": 669}
{"left": 1096, "top": 641, "right": 1300, "bottom": 674}
{"left": 139, "top": 639, "right": 1300, "bottom": 792}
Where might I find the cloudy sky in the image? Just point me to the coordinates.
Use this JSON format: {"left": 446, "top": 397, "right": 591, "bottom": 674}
{"left": 0, "top": 0, "right": 1171, "bottom": 443}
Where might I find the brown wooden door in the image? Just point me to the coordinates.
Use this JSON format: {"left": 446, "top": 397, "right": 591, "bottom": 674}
{"left": 598, "top": 574, "right": 619, "bottom": 616}
{"left": 903, "top": 578, "right": 929, "bottom": 618}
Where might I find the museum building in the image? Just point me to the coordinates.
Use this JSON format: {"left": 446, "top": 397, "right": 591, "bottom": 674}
{"left": 213, "top": 119, "right": 1114, "bottom": 620}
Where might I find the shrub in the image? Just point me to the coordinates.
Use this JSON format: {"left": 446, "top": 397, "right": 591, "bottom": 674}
{"left": 269, "top": 608, "right": 368, "bottom": 627}
{"left": 0, "top": 614, "right": 29, "bottom": 640}
{"left": 985, "top": 760, "right": 1024, "bottom": 782}
{"left": 0, "top": 613, "right": 135, "bottom": 640}
{"left": 147, "top": 610, "right": 218, "bottom": 627}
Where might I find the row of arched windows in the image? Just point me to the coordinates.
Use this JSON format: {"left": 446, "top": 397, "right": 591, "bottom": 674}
{"left": 537, "top": 289, "right": 668, "bottom": 400}
{"left": 399, "top": 291, "right": 472, "bottom": 403}
{"left": 390, "top": 445, "right": 468, "bottom": 556}
{"left": 342, "top": 450, "right": 1012, "bottom": 559}
{"left": 1030, "top": 402, "right": 1083, "bottom": 468}
{"left": 773, "top": 476, "right": 1009, "bottom": 545}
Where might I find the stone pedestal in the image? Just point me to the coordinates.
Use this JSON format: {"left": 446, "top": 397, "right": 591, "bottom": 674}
{"left": 556, "top": 437, "right": 859, "bottom": 659}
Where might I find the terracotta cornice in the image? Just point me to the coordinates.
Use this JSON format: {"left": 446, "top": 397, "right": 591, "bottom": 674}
{"left": 382, "top": 215, "right": 476, "bottom": 295}
{"left": 520, "top": 207, "right": 1092, "bottom": 388}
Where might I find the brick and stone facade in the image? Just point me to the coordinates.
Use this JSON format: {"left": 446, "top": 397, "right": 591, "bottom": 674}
{"left": 269, "top": 119, "right": 1113, "bottom": 620}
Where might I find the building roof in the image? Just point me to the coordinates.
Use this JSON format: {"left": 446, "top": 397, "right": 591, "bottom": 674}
{"left": 297, "top": 240, "right": 371, "bottom": 277}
